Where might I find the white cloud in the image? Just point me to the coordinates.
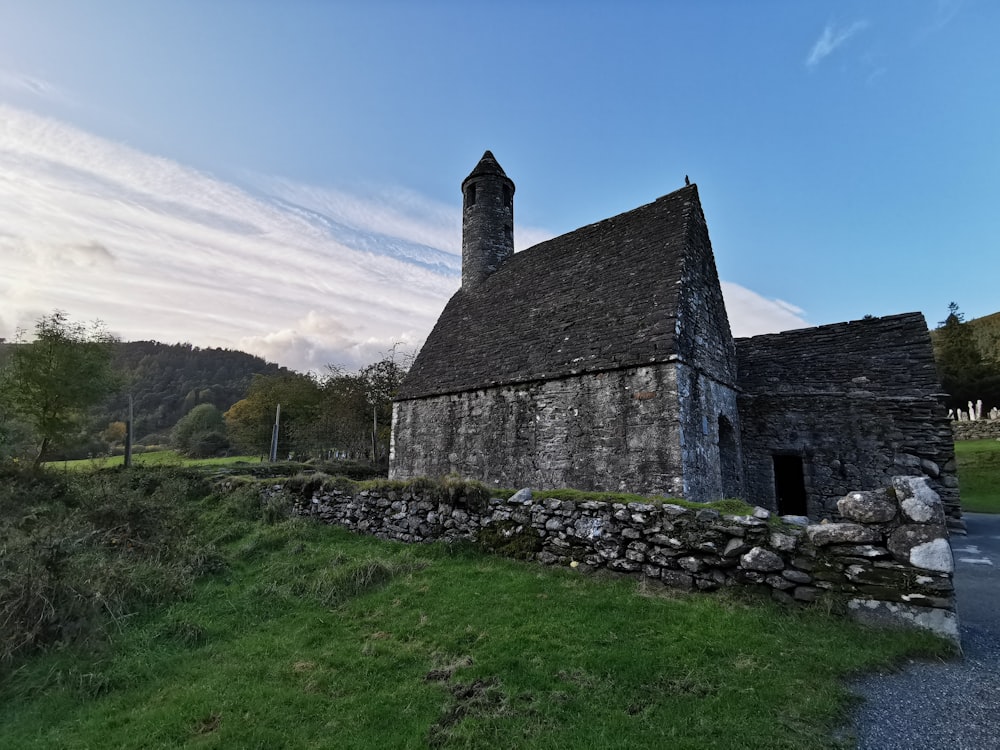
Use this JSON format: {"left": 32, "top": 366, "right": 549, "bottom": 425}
{"left": 0, "top": 104, "right": 807, "bottom": 374}
{"left": 721, "top": 282, "right": 809, "bottom": 337}
{"left": 0, "top": 105, "right": 460, "bottom": 371}
{"left": 806, "top": 21, "right": 869, "bottom": 68}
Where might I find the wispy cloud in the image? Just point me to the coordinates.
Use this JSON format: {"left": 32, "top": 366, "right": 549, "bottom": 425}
{"left": 0, "top": 105, "right": 555, "bottom": 372}
{"left": 0, "top": 69, "right": 72, "bottom": 105}
{"left": 915, "top": 0, "right": 963, "bottom": 41}
{"left": 0, "top": 105, "right": 808, "bottom": 372}
{"left": 806, "top": 20, "right": 869, "bottom": 68}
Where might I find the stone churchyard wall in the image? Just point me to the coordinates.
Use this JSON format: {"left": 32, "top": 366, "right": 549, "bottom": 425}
{"left": 952, "top": 419, "right": 1000, "bottom": 441}
{"left": 266, "top": 474, "right": 958, "bottom": 642}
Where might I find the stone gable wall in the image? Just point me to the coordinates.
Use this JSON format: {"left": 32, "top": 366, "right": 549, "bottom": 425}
{"left": 271, "top": 475, "right": 957, "bottom": 642}
{"left": 673, "top": 200, "right": 737, "bottom": 387}
{"left": 676, "top": 364, "right": 742, "bottom": 502}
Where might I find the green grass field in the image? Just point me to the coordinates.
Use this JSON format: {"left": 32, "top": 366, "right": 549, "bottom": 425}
{"left": 0, "top": 472, "right": 951, "bottom": 750}
{"left": 955, "top": 439, "right": 1000, "bottom": 513}
{"left": 50, "top": 449, "right": 263, "bottom": 471}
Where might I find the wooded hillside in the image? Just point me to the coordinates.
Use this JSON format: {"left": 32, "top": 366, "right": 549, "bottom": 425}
{"left": 931, "top": 306, "right": 1000, "bottom": 413}
{"left": 968, "top": 311, "right": 1000, "bottom": 363}
{"left": 101, "top": 341, "right": 289, "bottom": 441}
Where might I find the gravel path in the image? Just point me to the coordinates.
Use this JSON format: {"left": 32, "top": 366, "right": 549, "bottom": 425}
{"left": 847, "top": 513, "right": 1000, "bottom": 749}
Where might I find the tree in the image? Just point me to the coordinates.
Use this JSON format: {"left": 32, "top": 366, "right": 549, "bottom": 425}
{"left": 309, "top": 367, "right": 372, "bottom": 459}
{"left": 0, "top": 312, "right": 119, "bottom": 467}
{"left": 172, "top": 404, "right": 228, "bottom": 457}
{"left": 224, "top": 373, "right": 322, "bottom": 457}
{"left": 358, "top": 348, "right": 412, "bottom": 465}
{"left": 102, "top": 420, "right": 128, "bottom": 446}
{"left": 933, "top": 303, "right": 1000, "bottom": 412}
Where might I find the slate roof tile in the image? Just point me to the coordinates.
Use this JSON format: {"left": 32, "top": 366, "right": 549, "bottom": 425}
{"left": 735, "top": 313, "right": 941, "bottom": 397}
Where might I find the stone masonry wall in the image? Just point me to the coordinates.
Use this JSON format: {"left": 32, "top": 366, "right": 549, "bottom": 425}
{"left": 391, "top": 364, "right": 688, "bottom": 498}
{"left": 391, "top": 362, "right": 744, "bottom": 504}
{"left": 952, "top": 419, "right": 1000, "bottom": 441}
{"left": 676, "top": 364, "right": 743, "bottom": 502}
{"left": 740, "top": 393, "right": 959, "bottom": 522}
{"left": 273, "top": 475, "right": 958, "bottom": 642}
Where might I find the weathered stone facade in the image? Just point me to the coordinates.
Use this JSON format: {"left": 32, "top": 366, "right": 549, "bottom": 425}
{"left": 391, "top": 362, "right": 742, "bottom": 501}
{"left": 273, "top": 474, "right": 957, "bottom": 642}
{"left": 390, "top": 152, "right": 958, "bottom": 521}
{"left": 737, "top": 315, "right": 958, "bottom": 521}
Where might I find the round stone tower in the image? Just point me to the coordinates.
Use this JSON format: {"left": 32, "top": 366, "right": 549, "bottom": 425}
{"left": 461, "top": 150, "right": 515, "bottom": 290}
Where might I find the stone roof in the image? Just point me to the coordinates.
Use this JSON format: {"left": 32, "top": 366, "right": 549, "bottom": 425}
{"left": 462, "top": 150, "right": 510, "bottom": 186}
{"left": 735, "top": 313, "right": 942, "bottom": 398}
{"left": 398, "top": 184, "right": 706, "bottom": 399}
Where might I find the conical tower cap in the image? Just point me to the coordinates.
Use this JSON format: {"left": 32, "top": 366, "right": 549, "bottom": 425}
{"left": 462, "top": 150, "right": 511, "bottom": 187}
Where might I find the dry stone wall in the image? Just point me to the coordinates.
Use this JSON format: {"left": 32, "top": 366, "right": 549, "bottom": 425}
{"left": 271, "top": 474, "right": 957, "bottom": 642}
{"left": 952, "top": 420, "right": 1000, "bottom": 441}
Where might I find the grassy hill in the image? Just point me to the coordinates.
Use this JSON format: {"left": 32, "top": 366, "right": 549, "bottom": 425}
{"left": 1, "top": 468, "right": 950, "bottom": 749}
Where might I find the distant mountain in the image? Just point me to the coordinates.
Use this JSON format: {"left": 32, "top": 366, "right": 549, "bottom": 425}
{"left": 101, "top": 341, "right": 289, "bottom": 441}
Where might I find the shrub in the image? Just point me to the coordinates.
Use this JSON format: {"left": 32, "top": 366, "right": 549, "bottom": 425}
{"left": 0, "top": 467, "right": 217, "bottom": 669}
{"left": 173, "top": 405, "right": 229, "bottom": 458}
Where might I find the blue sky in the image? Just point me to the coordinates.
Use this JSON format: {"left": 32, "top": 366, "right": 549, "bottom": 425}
{"left": 1, "top": 0, "right": 995, "bottom": 372}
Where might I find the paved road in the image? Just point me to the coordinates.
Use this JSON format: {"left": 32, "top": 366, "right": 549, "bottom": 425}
{"left": 848, "top": 513, "right": 1000, "bottom": 749}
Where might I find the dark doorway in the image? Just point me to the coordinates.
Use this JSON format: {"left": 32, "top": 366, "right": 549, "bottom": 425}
{"left": 772, "top": 455, "right": 807, "bottom": 516}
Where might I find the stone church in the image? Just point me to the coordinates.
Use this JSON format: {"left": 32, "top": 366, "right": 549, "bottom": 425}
{"left": 390, "top": 152, "right": 959, "bottom": 522}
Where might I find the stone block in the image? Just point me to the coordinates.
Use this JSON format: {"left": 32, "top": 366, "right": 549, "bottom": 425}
{"left": 828, "top": 544, "right": 889, "bottom": 558}
{"left": 771, "top": 588, "right": 795, "bottom": 605}
{"left": 723, "top": 538, "right": 751, "bottom": 558}
{"left": 847, "top": 599, "right": 959, "bottom": 643}
{"left": 660, "top": 570, "right": 694, "bottom": 590}
{"left": 740, "top": 546, "right": 785, "bottom": 572}
{"left": 891, "top": 476, "right": 946, "bottom": 525}
{"left": 769, "top": 531, "right": 799, "bottom": 552}
{"left": 782, "top": 569, "right": 812, "bottom": 584}
{"left": 887, "top": 525, "right": 953, "bottom": 572}
{"left": 766, "top": 575, "right": 795, "bottom": 590}
{"left": 806, "top": 523, "right": 881, "bottom": 546}
{"left": 793, "top": 586, "right": 820, "bottom": 603}
{"left": 837, "top": 489, "right": 897, "bottom": 523}
{"left": 678, "top": 556, "right": 704, "bottom": 573}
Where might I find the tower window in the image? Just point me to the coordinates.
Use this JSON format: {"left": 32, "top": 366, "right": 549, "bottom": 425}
{"left": 503, "top": 184, "right": 511, "bottom": 206}
{"left": 467, "top": 184, "right": 476, "bottom": 206}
